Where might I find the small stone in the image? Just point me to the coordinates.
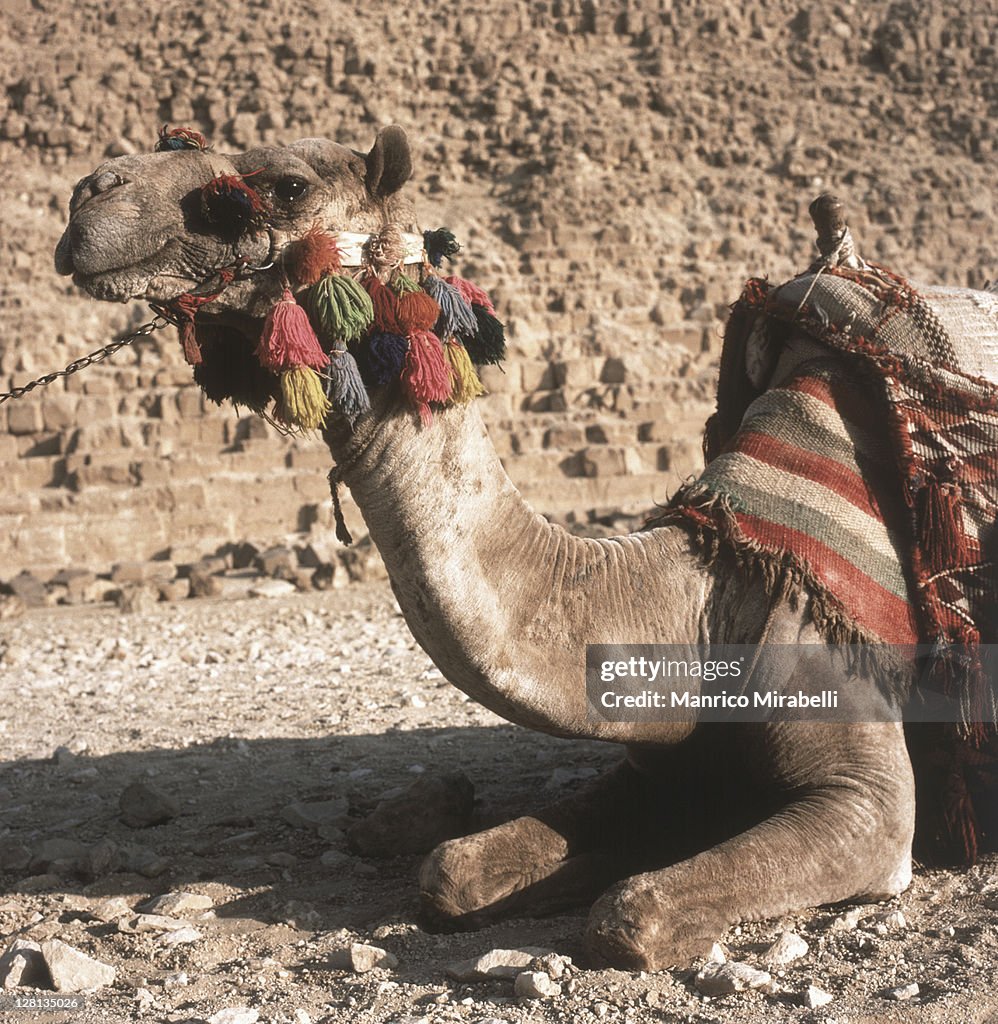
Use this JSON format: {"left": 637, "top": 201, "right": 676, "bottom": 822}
{"left": 113, "top": 584, "right": 160, "bottom": 614}
{"left": 515, "top": 970, "right": 560, "bottom": 999}
{"left": 159, "top": 926, "right": 202, "bottom": 947}
{"left": 532, "top": 952, "right": 572, "bottom": 979}
{"left": 158, "top": 578, "right": 191, "bottom": 602}
{"left": 294, "top": 1011, "right": 312, "bottom": 1024}
{"left": 707, "top": 942, "right": 727, "bottom": 964}
{"left": 83, "top": 838, "right": 121, "bottom": 879}
{"left": 142, "top": 891, "right": 213, "bottom": 916}
{"left": 330, "top": 942, "right": 398, "bottom": 973}
{"left": 207, "top": 1009, "right": 260, "bottom": 1024}
{"left": 119, "top": 781, "right": 180, "bottom": 827}
{"left": 830, "top": 906, "right": 868, "bottom": 931}
{"left": 248, "top": 579, "right": 297, "bottom": 598}
{"left": 40, "top": 939, "right": 115, "bottom": 992}
{"left": 871, "top": 909, "right": 907, "bottom": 935}
{"left": 164, "top": 971, "right": 189, "bottom": 986}
{"left": 0, "top": 938, "right": 49, "bottom": 989}
{"left": 281, "top": 797, "right": 349, "bottom": 831}
{"left": 320, "top": 849, "right": 351, "bottom": 868}
{"left": 803, "top": 984, "right": 834, "bottom": 1008}
{"left": 446, "top": 947, "right": 552, "bottom": 982}
{"left": 694, "top": 960, "right": 772, "bottom": 996}
{"left": 764, "top": 931, "right": 809, "bottom": 966}
{"left": 888, "top": 982, "right": 920, "bottom": 1001}
{"left": 89, "top": 896, "right": 133, "bottom": 923}
{"left": 122, "top": 914, "right": 188, "bottom": 933}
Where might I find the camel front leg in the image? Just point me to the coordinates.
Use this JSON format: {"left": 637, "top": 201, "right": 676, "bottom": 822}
{"left": 586, "top": 723, "right": 915, "bottom": 969}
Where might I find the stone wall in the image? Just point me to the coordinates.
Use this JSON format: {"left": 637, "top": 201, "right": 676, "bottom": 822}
{"left": 0, "top": 0, "right": 993, "bottom": 578}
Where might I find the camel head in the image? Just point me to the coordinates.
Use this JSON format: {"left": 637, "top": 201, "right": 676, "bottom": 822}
{"left": 56, "top": 126, "right": 501, "bottom": 430}
{"left": 56, "top": 126, "right": 416, "bottom": 318}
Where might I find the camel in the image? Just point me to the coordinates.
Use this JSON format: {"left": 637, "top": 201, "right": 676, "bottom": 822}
{"left": 55, "top": 125, "right": 957, "bottom": 971}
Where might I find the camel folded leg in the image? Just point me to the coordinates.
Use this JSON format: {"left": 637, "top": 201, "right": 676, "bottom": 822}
{"left": 419, "top": 759, "right": 659, "bottom": 927}
{"left": 586, "top": 723, "right": 915, "bottom": 969}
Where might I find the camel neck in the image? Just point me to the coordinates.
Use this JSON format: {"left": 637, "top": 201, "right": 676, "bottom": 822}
{"left": 323, "top": 396, "right": 707, "bottom": 743}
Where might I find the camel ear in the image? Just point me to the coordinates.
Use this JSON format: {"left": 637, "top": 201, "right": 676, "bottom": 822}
{"left": 365, "top": 125, "right": 413, "bottom": 198}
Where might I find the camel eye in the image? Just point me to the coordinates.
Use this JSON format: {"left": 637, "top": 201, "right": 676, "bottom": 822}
{"left": 274, "top": 176, "right": 309, "bottom": 202}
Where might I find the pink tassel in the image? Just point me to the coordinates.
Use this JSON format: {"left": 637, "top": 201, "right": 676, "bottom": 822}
{"left": 256, "top": 289, "right": 328, "bottom": 372}
{"left": 401, "top": 329, "right": 453, "bottom": 425}
{"left": 445, "top": 275, "right": 496, "bottom": 314}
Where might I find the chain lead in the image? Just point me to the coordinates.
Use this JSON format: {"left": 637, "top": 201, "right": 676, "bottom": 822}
{"left": 0, "top": 312, "right": 172, "bottom": 405}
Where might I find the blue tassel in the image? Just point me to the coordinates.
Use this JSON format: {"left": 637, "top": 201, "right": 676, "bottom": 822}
{"left": 422, "top": 275, "right": 477, "bottom": 341}
{"left": 357, "top": 331, "right": 408, "bottom": 387}
{"left": 325, "top": 351, "right": 371, "bottom": 422}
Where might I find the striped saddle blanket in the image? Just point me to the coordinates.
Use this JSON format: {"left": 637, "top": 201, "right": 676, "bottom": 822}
{"left": 654, "top": 265, "right": 998, "bottom": 861}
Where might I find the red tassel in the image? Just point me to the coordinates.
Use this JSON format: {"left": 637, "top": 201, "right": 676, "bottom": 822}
{"left": 445, "top": 275, "right": 495, "bottom": 314}
{"left": 397, "top": 291, "right": 441, "bottom": 332}
{"left": 920, "top": 481, "right": 970, "bottom": 575}
{"left": 179, "top": 320, "right": 203, "bottom": 366}
{"left": 285, "top": 227, "right": 343, "bottom": 287}
{"left": 401, "top": 330, "right": 453, "bottom": 425}
{"left": 256, "top": 289, "right": 328, "bottom": 372}
{"left": 362, "top": 276, "right": 404, "bottom": 334}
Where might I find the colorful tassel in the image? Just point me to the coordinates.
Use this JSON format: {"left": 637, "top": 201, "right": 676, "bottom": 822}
{"left": 402, "top": 329, "right": 453, "bottom": 425}
{"left": 285, "top": 227, "right": 343, "bottom": 287}
{"left": 357, "top": 331, "right": 408, "bottom": 387}
{"left": 278, "top": 365, "right": 332, "bottom": 430}
{"left": 444, "top": 340, "right": 485, "bottom": 404}
{"left": 307, "top": 274, "right": 375, "bottom": 347}
{"left": 256, "top": 289, "right": 329, "bottom": 372}
{"left": 326, "top": 350, "right": 372, "bottom": 422}
{"left": 201, "top": 173, "right": 269, "bottom": 236}
{"left": 445, "top": 275, "right": 496, "bottom": 314}
{"left": 391, "top": 272, "right": 420, "bottom": 295}
{"left": 423, "top": 228, "right": 461, "bottom": 268}
{"left": 464, "top": 305, "right": 507, "bottom": 365}
{"left": 397, "top": 291, "right": 441, "bottom": 332}
{"left": 156, "top": 125, "right": 209, "bottom": 152}
{"left": 362, "top": 276, "right": 404, "bottom": 334}
{"left": 422, "top": 275, "right": 477, "bottom": 339}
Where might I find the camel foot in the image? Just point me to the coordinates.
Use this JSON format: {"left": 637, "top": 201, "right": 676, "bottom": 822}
{"left": 585, "top": 875, "right": 717, "bottom": 970}
{"left": 419, "top": 816, "right": 620, "bottom": 929}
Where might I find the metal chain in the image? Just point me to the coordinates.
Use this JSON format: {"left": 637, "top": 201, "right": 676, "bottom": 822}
{"left": 0, "top": 312, "right": 172, "bottom": 405}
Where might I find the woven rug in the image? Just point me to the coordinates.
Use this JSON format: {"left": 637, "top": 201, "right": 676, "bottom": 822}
{"left": 652, "top": 265, "right": 998, "bottom": 862}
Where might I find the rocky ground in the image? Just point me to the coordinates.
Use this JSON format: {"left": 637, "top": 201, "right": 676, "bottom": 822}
{"left": 1, "top": 582, "right": 996, "bottom": 1024}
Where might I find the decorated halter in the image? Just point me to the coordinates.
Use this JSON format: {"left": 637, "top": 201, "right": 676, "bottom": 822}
{"left": 154, "top": 125, "right": 505, "bottom": 432}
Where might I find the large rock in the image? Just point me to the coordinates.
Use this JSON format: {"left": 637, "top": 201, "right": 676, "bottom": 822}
{"left": 347, "top": 772, "right": 474, "bottom": 856}
{"left": 40, "top": 940, "right": 115, "bottom": 992}
{"left": 0, "top": 938, "right": 49, "bottom": 989}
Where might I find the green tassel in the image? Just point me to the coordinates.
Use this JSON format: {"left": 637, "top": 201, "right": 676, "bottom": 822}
{"left": 306, "top": 273, "right": 375, "bottom": 347}
{"left": 391, "top": 271, "right": 420, "bottom": 295}
{"left": 464, "top": 306, "right": 507, "bottom": 365}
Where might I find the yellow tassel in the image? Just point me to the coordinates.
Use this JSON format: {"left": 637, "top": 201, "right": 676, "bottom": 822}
{"left": 444, "top": 340, "right": 485, "bottom": 404}
{"left": 279, "top": 365, "right": 331, "bottom": 430}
